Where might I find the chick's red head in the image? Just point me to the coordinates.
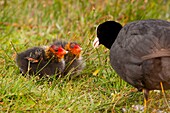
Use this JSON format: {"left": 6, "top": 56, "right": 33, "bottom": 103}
{"left": 49, "top": 45, "right": 68, "bottom": 60}
{"left": 65, "top": 43, "right": 82, "bottom": 56}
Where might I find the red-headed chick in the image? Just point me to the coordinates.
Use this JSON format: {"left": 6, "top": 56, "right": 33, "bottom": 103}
{"left": 16, "top": 44, "right": 68, "bottom": 77}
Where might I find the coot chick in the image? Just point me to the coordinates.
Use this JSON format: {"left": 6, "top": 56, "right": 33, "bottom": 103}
{"left": 16, "top": 44, "right": 68, "bottom": 77}
{"left": 93, "top": 19, "right": 170, "bottom": 101}
{"left": 53, "top": 41, "right": 85, "bottom": 77}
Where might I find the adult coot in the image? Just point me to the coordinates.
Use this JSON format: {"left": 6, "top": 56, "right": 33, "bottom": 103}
{"left": 93, "top": 19, "right": 170, "bottom": 100}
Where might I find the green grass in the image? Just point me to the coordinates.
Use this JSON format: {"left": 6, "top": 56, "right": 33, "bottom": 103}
{"left": 1, "top": 0, "right": 170, "bottom": 112}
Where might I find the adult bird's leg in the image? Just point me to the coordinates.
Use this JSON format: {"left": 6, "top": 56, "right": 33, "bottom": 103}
{"left": 160, "top": 82, "right": 170, "bottom": 109}
{"left": 142, "top": 89, "right": 149, "bottom": 109}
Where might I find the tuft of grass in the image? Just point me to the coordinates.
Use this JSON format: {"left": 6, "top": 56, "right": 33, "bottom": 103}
{"left": 1, "top": 0, "right": 170, "bottom": 112}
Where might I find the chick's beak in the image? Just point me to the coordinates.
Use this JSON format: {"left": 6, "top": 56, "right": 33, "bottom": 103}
{"left": 93, "top": 37, "right": 100, "bottom": 48}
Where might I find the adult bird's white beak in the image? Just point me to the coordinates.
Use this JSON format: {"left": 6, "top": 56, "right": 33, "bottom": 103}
{"left": 93, "top": 37, "right": 100, "bottom": 48}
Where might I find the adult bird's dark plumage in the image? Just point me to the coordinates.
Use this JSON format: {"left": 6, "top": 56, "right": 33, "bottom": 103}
{"left": 16, "top": 44, "right": 68, "bottom": 77}
{"left": 93, "top": 19, "right": 170, "bottom": 101}
{"left": 52, "top": 41, "right": 85, "bottom": 77}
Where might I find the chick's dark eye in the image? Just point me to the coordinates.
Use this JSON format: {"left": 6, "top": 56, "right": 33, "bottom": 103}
{"left": 53, "top": 47, "right": 59, "bottom": 52}
{"left": 70, "top": 44, "right": 75, "bottom": 48}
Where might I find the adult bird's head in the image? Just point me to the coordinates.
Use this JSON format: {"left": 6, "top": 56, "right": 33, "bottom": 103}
{"left": 93, "top": 21, "right": 122, "bottom": 49}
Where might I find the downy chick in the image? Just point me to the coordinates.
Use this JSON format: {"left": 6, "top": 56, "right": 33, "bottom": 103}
{"left": 16, "top": 44, "right": 68, "bottom": 77}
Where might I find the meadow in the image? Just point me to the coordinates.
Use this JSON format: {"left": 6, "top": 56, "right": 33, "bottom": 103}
{"left": 1, "top": 0, "right": 170, "bottom": 112}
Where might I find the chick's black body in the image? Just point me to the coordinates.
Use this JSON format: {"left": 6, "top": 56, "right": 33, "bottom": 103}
{"left": 16, "top": 46, "right": 65, "bottom": 77}
{"left": 96, "top": 19, "right": 170, "bottom": 99}
{"left": 63, "top": 50, "right": 84, "bottom": 76}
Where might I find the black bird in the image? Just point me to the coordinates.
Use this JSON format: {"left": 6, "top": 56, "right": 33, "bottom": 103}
{"left": 53, "top": 41, "right": 85, "bottom": 77}
{"left": 93, "top": 19, "right": 170, "bottom": 101}
{"left": 16, "top": 44, "right": 68, "bottom": 77}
